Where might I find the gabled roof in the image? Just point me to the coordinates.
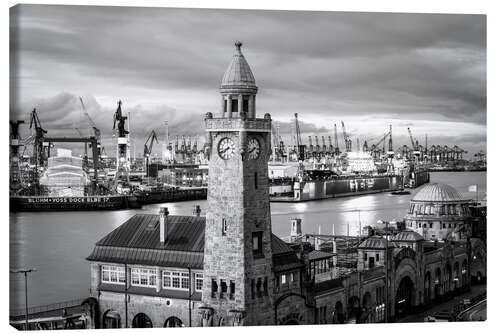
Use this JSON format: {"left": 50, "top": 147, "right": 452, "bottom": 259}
{"left": 95, "top": 214, "right": 205, "bottom": 252}
{"left": 87, "top": 214, "right": 303, "bottom": 272}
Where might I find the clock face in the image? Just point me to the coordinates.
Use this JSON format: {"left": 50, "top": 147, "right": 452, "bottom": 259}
{"left": 218, "top": 137, "right": 236, "bottom": 160}
{"left": 247, "top": 138, "right": 261, "bottom": 160}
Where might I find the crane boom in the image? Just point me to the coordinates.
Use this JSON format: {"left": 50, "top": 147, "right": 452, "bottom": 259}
{"left": 294, "top": 113, "right": 302, "bottom": 147}
{"left": 407, "top": 127, "right": 416, "bottom": 150}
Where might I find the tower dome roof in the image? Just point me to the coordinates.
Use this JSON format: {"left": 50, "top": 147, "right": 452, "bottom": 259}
{"left": 411, "top": 183, "right": 467, "bottom": 202}
{"left": 221, "top": 41, "right": 256, "bottom": 89}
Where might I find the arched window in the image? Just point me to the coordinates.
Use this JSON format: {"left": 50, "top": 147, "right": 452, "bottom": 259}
{"left": 132, "top": 313, "right": 153, "bottom": 328}
{"left": 164, "top": 316, "right": 183, "bottom": 327}
{"left": 103, "top": 310, "right": 121, "bottom": 329}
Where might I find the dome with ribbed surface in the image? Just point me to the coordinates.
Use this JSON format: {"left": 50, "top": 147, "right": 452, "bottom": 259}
{"left": 411, "top": 183, "right": 466, "bottom": 202}
{"left": 391, "top": 230, "right": 424, "bottom": 242}
{"left": 221, "top": 41, "right": 256, "bottom": 89}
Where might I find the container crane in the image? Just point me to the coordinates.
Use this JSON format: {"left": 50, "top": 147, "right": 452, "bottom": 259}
{"left": 144, "top": 130, "right": 159, "bottom": 178}
{"left": 327, "top": 136, "right": 333, "bottom": 152}
{"left": 321, "top": 136, "right": 327, "bottom": 153}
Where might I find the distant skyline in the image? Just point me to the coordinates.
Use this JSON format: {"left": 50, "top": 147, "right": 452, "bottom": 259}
{"left": 10, "top": 5, "right": 486, "bottom": 157}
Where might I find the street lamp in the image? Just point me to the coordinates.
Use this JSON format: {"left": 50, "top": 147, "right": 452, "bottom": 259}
{"left": 10, "top": 268, "right": 37, "bottom": 330}
{"left": 377, "top": 219, "right": 396, "bottom": 323}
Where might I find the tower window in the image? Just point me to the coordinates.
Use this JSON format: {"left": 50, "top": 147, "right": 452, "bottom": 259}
{"left": 263, "top": 277, "right": 268, "bottom": 296}
{"left": 254, "top": 172, "right": 258, "bottom": 189}
{"left": 222, "top": 218, "right": 228, "bottom": 236}
{"left": 211, "top": 279, "right": 218, "bottom": 298}
{"left": 252, "top": 232, "right": 263, "bottom": 257}
{"left": 376, "top": 253, "right": 380, "bottom": 262}
{"left": 251, "top": 279, "right": 255, "bottom": 299}
{"left": 243, "top": 98, "right": 249, "bottom": 113}
{"left": 220, "top": 280, "right": 227, "bottom": 298}
{"left": 230, "top": 280, "right": 235, "bottom": 299}
{"left": 256, "top": 278, "right": 262, "bottom": 298}
{"left": 231, "top": 99, "right": 238, "bottom": 113}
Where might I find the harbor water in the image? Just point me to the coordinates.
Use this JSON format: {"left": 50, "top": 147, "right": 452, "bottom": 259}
{"left": 9, "top": 172, "right": 486, "bottom": 309}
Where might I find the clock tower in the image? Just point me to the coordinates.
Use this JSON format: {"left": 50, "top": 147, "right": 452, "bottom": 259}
{"left": 200, "top": 41, "right": 274, "bottom": 326}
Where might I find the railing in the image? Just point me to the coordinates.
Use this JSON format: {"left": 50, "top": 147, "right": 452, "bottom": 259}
{"left": 10, "top": 298, "right": 87, "bottom": 318}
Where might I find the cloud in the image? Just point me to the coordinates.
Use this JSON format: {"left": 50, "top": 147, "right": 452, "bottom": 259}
{"left": 10, "top": 5, "right": 486, "bottom": 156}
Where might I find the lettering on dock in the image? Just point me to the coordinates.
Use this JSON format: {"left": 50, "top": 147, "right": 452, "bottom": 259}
{"left": 27, "top": 197, "right": 112, "bottom": 204}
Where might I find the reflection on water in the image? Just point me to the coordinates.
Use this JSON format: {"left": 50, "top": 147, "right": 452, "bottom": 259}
{"left": 9, "top": 172, "right": 486, "bottom": 309}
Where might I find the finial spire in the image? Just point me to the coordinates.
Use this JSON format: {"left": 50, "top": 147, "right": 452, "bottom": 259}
{"left": 235, "top": 41, "right": 242, "bottom": 52}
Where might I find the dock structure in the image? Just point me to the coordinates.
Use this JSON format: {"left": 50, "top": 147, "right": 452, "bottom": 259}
{"left": 9, "top": 298, "right": 98, "bottom": 330}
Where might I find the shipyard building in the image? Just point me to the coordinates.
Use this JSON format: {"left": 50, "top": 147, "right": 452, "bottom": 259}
{"left": 86, "top": 42, "right": 486, "bottom": 328}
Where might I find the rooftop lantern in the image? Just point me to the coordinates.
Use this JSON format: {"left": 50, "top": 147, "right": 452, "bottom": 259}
{"left": 220, "top": 41, "right": 258, "bottom": 119}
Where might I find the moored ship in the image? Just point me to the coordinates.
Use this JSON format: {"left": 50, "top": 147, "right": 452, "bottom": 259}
{"left": 271, "top": 172, "right": 403, "bottom": 202}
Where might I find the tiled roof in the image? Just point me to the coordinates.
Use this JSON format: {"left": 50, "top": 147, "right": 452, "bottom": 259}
{"left": 95, "top": 214, "right": 205, "bottom": 252}
{"left": 412, "top": 183, "right": 467, "bottom": 203}
{"left": 358, "top": 236, "right": 395, "bottom": 249}
{"left": 307, "top": 250, "right": 334, "bottom": 261}
{"left": 391, "top": 230, "right": 424, "bottom": 242}
{"left": 221, "top": 41, "right": 256, "bottom": 88}
{"left": 88, "top": 214, "right": 302, "bottom": 272}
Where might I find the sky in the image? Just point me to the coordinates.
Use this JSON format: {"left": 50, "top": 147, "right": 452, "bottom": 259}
{"left": 10, "top": 5, "right": 486, "bottom": 158}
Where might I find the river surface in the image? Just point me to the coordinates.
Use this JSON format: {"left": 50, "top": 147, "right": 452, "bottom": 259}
{"left": 9, "top": 172, "right": 486, "bottom": 309}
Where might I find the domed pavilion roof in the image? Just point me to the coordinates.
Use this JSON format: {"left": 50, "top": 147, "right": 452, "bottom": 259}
{"left": 411, "top": 183, "right": 467, "bottom": 203}
{"left": 221, "top": 41, "right": 256, "bottom": 89}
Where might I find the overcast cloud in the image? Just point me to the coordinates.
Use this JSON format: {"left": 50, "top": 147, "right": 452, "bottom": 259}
{"left": 10, "top": 5, "right": 486, "bottom": 157}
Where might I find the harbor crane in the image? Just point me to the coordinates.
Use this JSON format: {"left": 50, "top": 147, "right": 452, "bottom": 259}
{"left": 29, "top": 108, "right": 48, "bottom": 187}
{"left": 113, "top": 100, "right": 130, "bottom": 184}
{"left": 370, "top": 132, "right": 390, "bottom": 159}
{"left": 10, "top": 120, "right": 25, "bottom": 190}
{"left": 79, "top": 97, "right": 102, "bottom": 167}
{"left": 341, "top": 121, "right": 352, "bottom": 152}
{"left": 294, "top": 113, "right": 305, "bottom": 161}
{"left": 407, "top": 127, "right": 421, "bottom": 161}
{"left": 334, "top": 124, "right": 340, "bottom": 156}
{"left": 144, "top": 130, "right": 159, "bottom": 178}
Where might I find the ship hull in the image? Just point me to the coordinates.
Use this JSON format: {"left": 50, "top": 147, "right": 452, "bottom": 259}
{"left": 271, "top": 175, "right": 404, "bottom": 202}
{"left": 10, "top": 195, "right": 141, "bottom": 212}
{"left": 135, "top": 188, "right": 207, "bottom": 204}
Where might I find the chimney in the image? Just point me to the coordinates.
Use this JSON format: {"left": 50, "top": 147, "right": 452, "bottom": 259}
{"left": 159, "top": 207, "right": 169, "bottom": 243}
{"left": 193, "top": 205, "right": 201, "bottom": 217}
{"left": 290, "top": 218, "right": 302, "bottom": 242}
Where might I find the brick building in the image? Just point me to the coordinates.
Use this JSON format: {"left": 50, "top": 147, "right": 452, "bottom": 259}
{"left": 86, "top": 42, "right": 486, "bottom": 328}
